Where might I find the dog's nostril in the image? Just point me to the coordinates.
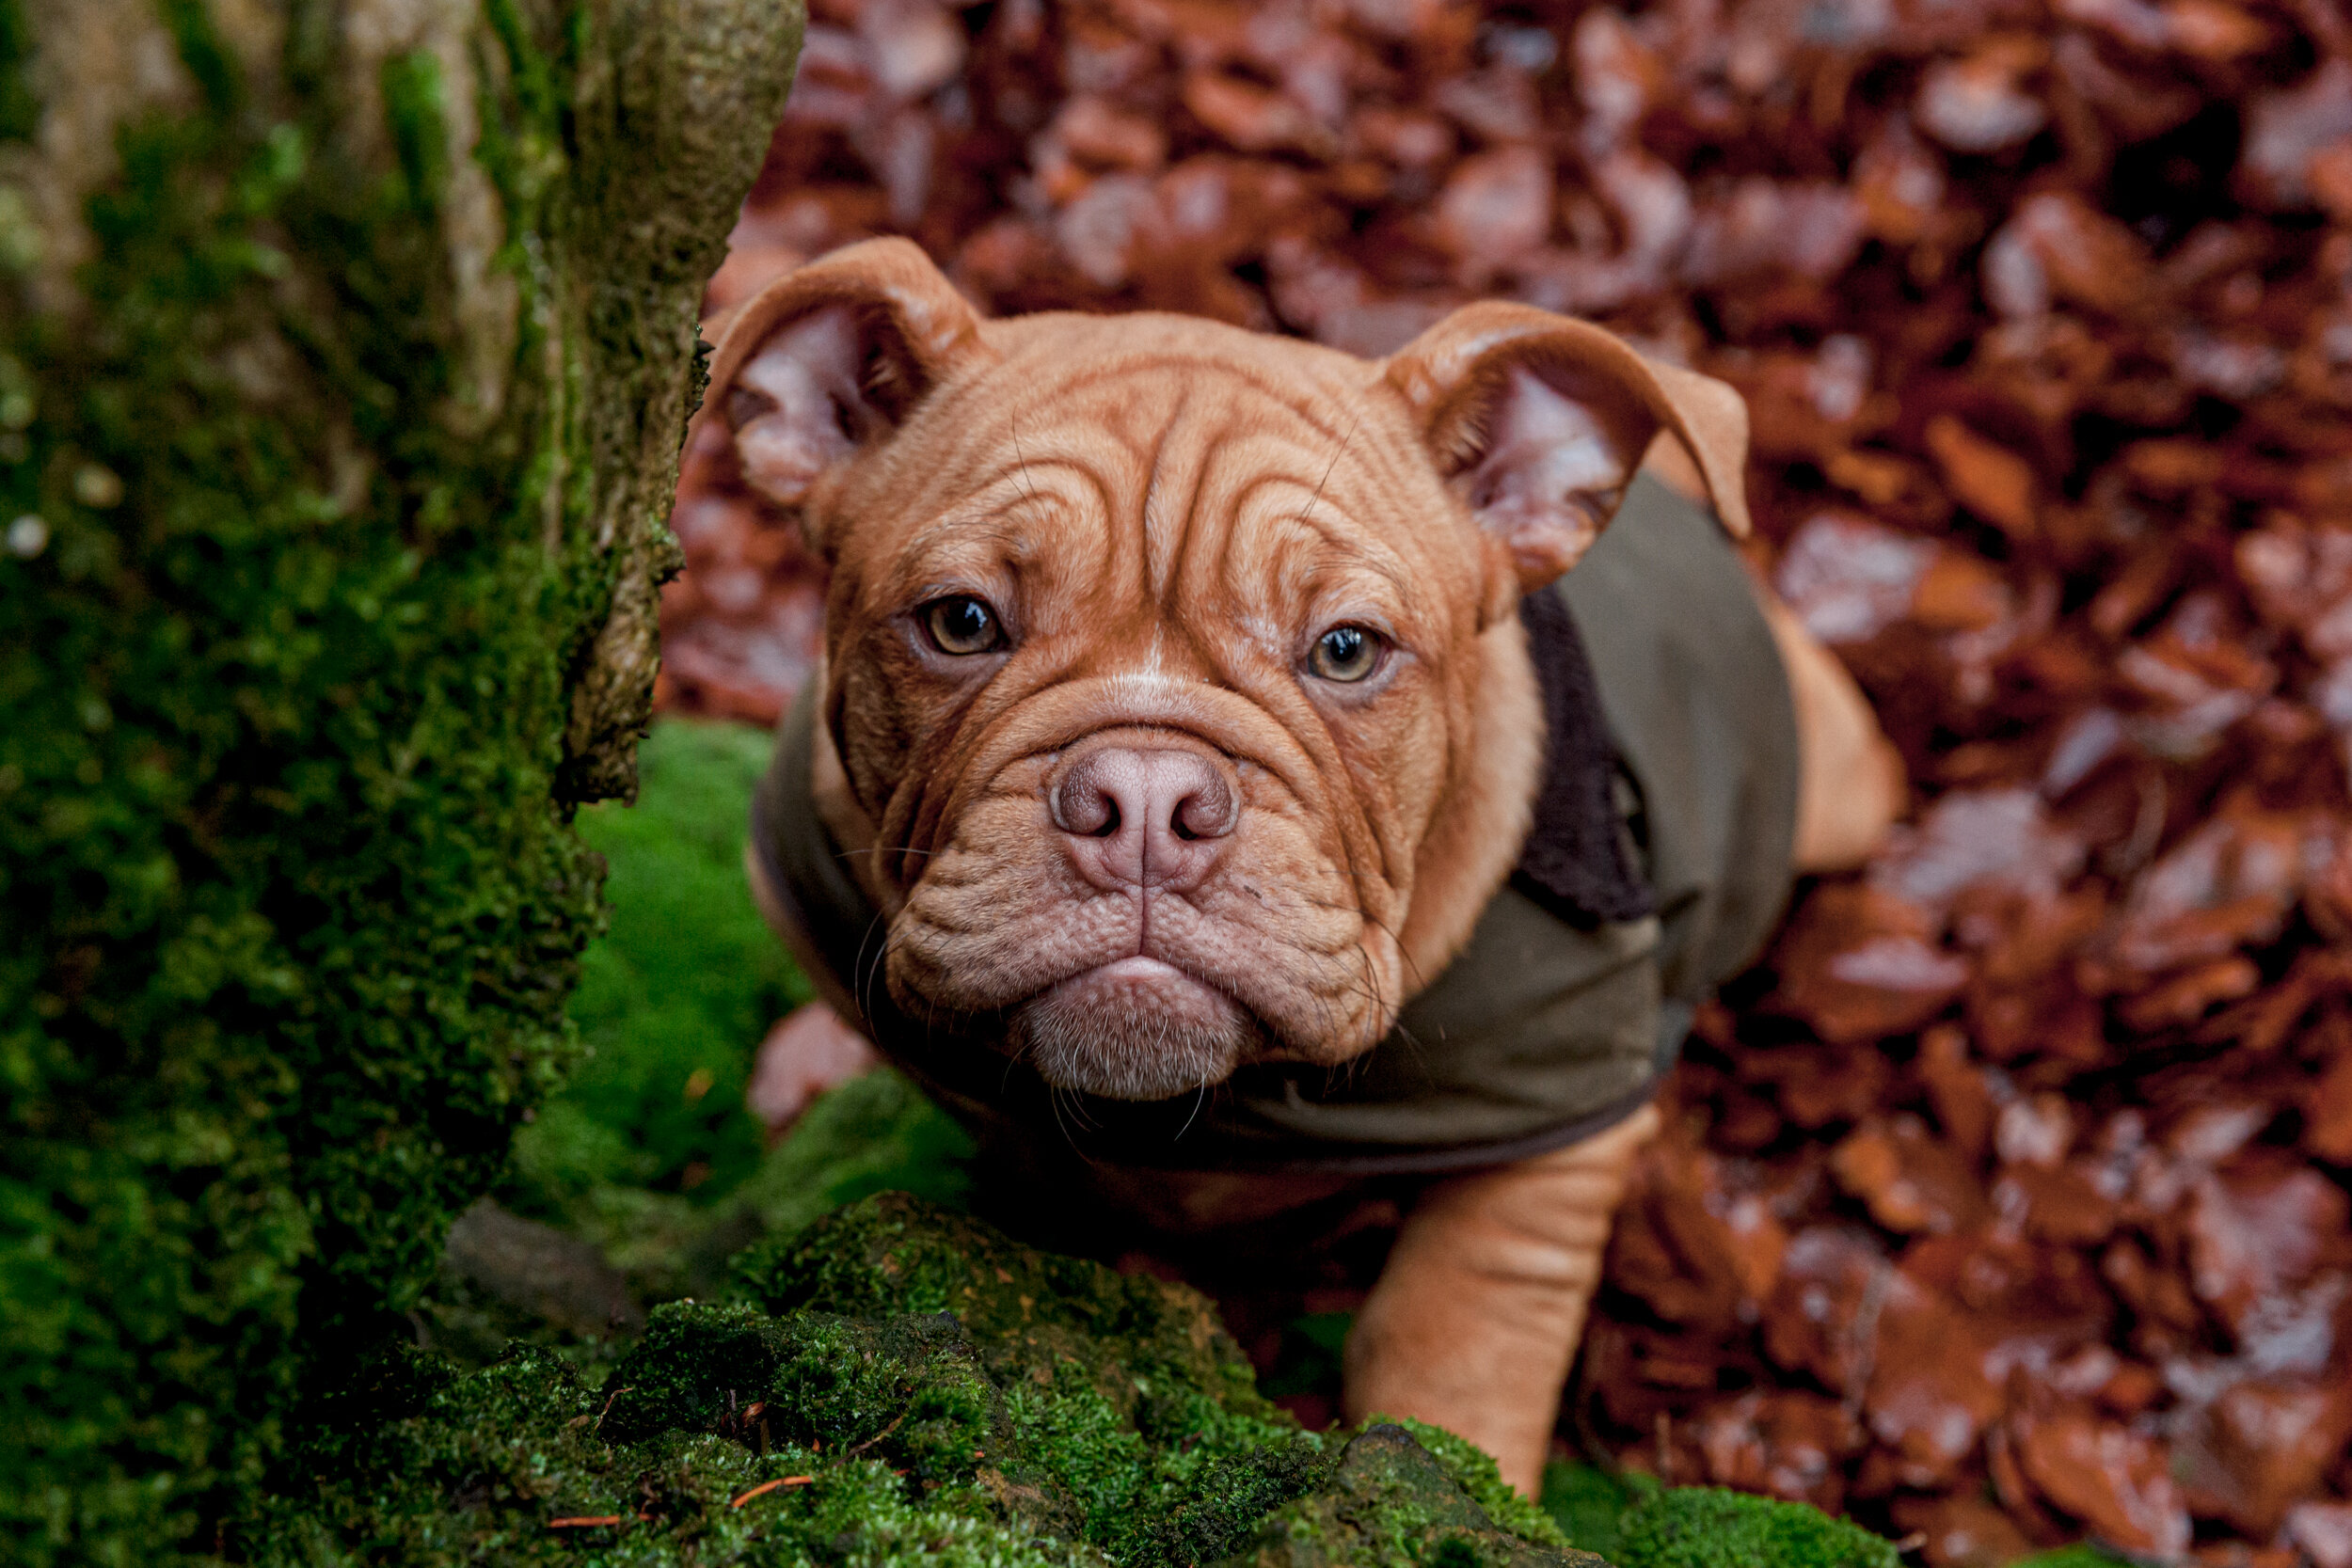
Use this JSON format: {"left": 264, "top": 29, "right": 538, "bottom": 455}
{"left": 1051, "top": 768, "right": 1119, "bottom": 837}
{"left": 1171, "top": 778, "right": 1237, "bottom": 841}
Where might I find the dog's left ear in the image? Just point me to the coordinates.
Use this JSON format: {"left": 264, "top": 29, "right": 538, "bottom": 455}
{"left": 703, "top": 237, "right": 993, "bottom": 550}
{"left": 1381, "top": 302, "right": 1749, "bottom": 594}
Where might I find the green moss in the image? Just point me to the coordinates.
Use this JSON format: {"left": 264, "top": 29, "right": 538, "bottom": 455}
{"left": 0, "top": 0, "right": 800, "bottom": 1559}
{"left": 510, "top": 720, "right": 810, "bottom": 1216}
{"left": 1384, "top": 1418, "right": 1572, "bottom": 1552}
{"left": 264, "top": 1193, "right": 1603, "bottom": 1568}
{"left": 489, "top": 1064, "right": 973, "bottom": 1314}
{"left": 1131, "top": 1437, "right": 1332, "bottom": 1567}
{"left": 512, "top": 1020, "right": 971, "bottom": 1307}
{"left": 379, "top": 49, "right": 454, "bottom": 214}
{"left": 1258, "top": 1311, "right": 1352, "bottom": 1401}
{"left": 730, "top": 1065, "right": 974, "bottom": 1237}
{"left": 1538, "top": 1465, "right": 1918, "bottom": 1568}
{"left": 1610, "top": 1486, "right": 1901, "bottom": 1568}
{"left": 739, "top": 1193, "right": 1327, "bottom": 1564}
{"left": 487, "top": 718, "right": 970, "bottom": 1303}
{"left": 1216, "top": 1424, "right": 1607, "bottom": 1568}
{"left": 0, "top": 0, "right": 36, "bottom": 143}
{"left": 1539, "top": 1463, "right": 1641, "bottom": 1560}
{"left": 261, "top": 1329, "right": 1075, "bottom": 1568}
{"left": 738, "top": 1194, "right": 1234, "bottom": 1365}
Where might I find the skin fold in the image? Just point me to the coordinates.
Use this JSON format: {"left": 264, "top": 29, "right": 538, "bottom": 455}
{"left": 716, "top": 237, "right": 1903, "bottom": 1497}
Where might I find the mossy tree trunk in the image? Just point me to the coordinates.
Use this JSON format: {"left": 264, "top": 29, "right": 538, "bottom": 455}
{"left": 0, "top": 0, "right": 801, "bottom": 1558}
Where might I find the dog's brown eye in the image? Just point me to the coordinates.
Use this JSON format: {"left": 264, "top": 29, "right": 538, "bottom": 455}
{"left": 1310, "top": 625, "right": 1384, "bottom": 683}
{"left": 923, "top": 595, "right": 1004, "bottom": 656}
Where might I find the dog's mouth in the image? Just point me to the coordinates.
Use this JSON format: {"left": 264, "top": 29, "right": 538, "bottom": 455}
{"left": 1007, "top": 956, "right": 1263, "bottom": 1102}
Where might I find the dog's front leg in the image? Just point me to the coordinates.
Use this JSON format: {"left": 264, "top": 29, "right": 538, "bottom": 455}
{"left": 1341, "top": 1103, "right": 1660, "bottom": 1497}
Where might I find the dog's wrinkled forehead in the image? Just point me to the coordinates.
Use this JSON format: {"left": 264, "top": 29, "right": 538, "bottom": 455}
{"left": 829, "top": 320, "right": 1466, "bottom": 619}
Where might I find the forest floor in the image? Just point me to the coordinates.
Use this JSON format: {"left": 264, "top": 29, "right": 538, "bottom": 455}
{"left": 644, "top": 2, "right": 2352, "bottom": 1563}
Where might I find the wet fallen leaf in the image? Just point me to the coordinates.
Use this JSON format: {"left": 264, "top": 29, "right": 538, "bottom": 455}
{"left": 2009, "top": 1394, "right": 2192, "bottom": 1556}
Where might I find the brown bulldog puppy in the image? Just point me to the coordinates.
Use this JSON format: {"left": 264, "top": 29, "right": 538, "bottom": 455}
{"left": 713, "top": 237, "right": 1902, "bottom": 1496}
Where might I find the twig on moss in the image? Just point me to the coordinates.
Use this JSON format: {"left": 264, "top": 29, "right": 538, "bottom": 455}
{"left": 574, "top": 1386, "right": 634, "bottom": 1435}
{"left": 548, "top": 1515, "right": 626, "bottom": 1528}
{"left": 845, "top": 1410, "right": 908, "bottom": 1457}
{"left": 729, "top": 1477, "right": 814, "bottom": 1508}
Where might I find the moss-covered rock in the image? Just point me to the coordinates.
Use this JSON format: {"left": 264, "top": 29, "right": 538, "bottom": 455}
{"left": 0, "top": 0, "right": 802, "bottom": 1558}
{"left": 259, "top": 1193, "right": 1599, "bottom": 1568}
{"left": 735, "top": 1192, "right": 1270, "bottom": 1422}
{"left": 733, "top": 1193, "right": 1331, "bottom": 1564}
{"left": 1385, "top": 1418, "right": 1574, "bottom": 1555}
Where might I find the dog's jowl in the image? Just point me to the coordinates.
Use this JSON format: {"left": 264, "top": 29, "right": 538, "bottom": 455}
{"left": 720, "top": 237, "right": 1904, "bottom": 1496}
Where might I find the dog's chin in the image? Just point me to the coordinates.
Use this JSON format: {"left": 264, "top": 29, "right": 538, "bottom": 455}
{"left": 1009, "top": 957, "right": 1253, "bottom": 1102}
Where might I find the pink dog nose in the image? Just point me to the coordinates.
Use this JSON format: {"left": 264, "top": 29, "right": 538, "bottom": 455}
{"left": 1050, "top": 747, "right": 1238, "bottom": 890}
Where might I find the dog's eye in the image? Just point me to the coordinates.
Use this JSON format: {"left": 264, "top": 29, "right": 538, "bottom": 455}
{"left": 1309, "top": 625, "right": 1385, "bottom": 683}
{"left": 922, "top": 595, "right": 1005, "bottom": 656}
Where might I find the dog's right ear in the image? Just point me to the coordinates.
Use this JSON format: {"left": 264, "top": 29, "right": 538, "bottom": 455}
{"left": 705, "top": 237, "right": 992, "bottom": 540}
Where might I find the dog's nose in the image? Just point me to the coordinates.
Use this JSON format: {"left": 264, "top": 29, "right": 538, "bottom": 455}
{"left": 1050, "top": 747, "right": 1238, "bottom": 890}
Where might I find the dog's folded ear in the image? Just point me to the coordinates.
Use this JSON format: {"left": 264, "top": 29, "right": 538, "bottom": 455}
{"left": 1381, "top": 302, "right": 1750, "bottom": 593}
{"left": 704, "top": 237, "right": 993, "bottom": 546}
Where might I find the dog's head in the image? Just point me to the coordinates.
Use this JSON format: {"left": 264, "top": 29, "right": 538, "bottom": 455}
{"left": 709, "top": 238, "right": 1747, "bottom": 1101}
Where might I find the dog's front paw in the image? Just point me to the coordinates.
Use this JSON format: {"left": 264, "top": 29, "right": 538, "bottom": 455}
{"left": 748, "top": 1002, "right": 880, "bottom": 1137}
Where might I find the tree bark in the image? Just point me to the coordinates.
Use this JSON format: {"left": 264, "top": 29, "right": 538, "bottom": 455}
{"left": 0, "top": 0, "right": 801, "bottom": 1557}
